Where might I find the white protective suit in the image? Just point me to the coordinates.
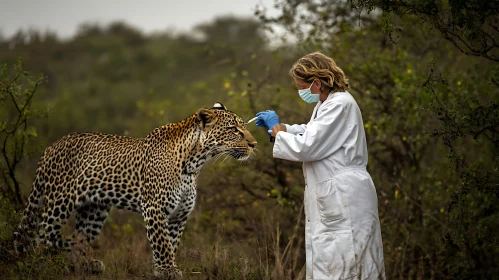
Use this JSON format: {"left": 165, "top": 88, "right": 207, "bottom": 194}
{"left": 273, "top": 91, "right": 385, "bottom": 280}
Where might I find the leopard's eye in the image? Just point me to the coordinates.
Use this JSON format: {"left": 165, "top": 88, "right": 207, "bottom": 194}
{"left": 230, "top": 127, "right": 239, "bottom": 133}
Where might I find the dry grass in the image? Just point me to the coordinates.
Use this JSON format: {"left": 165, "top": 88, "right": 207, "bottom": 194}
{"left": 1, "top": 205, "right": 305, "bottom": 280}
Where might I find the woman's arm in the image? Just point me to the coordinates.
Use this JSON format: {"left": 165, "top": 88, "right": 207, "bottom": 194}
{"left": 270, "top": 124, "right": 308, "bottom": 135}
{"left": 282, "top": 124, "right": 307, "bottom": 135}
{"left": 272, "top": 101, "right": 353, "bottom": 162}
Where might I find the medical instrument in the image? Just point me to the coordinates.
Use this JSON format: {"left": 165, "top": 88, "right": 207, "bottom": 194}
{"left": 247, "top": 116, "right": 258, "bottom": 124}
{"left": 247, "top": 116, "right": 274, "bottom": 142}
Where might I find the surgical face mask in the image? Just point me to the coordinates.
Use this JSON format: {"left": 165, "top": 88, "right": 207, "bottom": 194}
{"left": 298, "top": 81, "right": 320, "bottom": 103}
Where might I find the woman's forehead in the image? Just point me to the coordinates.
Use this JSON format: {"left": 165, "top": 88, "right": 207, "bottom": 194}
{"left": 294, "top": 77, "right": 308, "bottom": 84}
{"left": 294, "top": 77, "right": 311, "bottom": 87}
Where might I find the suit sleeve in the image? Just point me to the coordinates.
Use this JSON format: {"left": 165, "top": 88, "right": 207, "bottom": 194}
{"left": 273, "top": 102, "right": 353, "bottom": 162}
{"left": 283, "top": 124, "right": 307, "bottom": 135}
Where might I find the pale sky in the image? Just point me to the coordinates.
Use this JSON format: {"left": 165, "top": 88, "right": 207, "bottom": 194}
{"left": 0, "top": 0, "right": 277, "bottom": 38}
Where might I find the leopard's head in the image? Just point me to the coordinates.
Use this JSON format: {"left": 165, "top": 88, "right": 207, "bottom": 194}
{"left": 196, "top": 103, "right": 257, "bottom": 160}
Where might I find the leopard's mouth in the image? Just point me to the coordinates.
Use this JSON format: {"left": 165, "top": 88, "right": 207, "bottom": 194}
{"left": 236, "top": 153, "right": 250, "bottom": 161}
{"left": 226, "top": 147, "right": 251, "bottom": 161}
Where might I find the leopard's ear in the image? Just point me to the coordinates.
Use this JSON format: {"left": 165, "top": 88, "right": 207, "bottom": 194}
{"left": 196, "top": 108, "right": 217, "bottom": 130}
{"left": 212, "top": 102, "right": 227, "bottom": 110}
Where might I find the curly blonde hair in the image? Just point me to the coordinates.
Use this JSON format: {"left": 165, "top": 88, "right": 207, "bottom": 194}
{"left": 290, "top": 51, "right": 349, "bottom": 93}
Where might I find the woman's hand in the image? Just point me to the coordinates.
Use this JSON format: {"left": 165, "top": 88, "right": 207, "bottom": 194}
{"left": 256, "top": 110, "right": 280, "bottom": 132}
{"left": 270, "top": 124, "right": 286, "bottom": 137}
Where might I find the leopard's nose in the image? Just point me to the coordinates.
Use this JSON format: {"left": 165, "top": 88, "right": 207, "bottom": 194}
{"left": 248, "top": 142, "right": 257, "bottom": 149}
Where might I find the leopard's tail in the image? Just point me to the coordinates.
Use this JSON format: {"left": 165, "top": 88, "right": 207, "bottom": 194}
{"left": 13, "top": 155, "right": 47, "bottom": 254}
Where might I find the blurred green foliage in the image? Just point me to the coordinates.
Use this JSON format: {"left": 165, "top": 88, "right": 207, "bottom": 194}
{"left": 0, "top": 4, "right": 497, "bottom": 278}
{"left": 0, "top": 59, "right": 47, "bottom": 209}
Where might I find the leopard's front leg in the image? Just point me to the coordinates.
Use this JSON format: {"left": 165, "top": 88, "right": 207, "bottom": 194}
{"left": 168, "top": 186, "right": 196, "bottom": 255}
{"left": 142, "top": 201, "right": 182, "bottom": 279}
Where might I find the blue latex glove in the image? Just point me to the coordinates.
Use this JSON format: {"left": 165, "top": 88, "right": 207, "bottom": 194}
{"left": 256, "top": 110, "right": 280, "bottom": 134}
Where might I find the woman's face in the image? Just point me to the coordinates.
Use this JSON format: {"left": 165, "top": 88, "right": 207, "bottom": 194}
{"left": 294, "top": 77, "right": 320, "bottom": 94}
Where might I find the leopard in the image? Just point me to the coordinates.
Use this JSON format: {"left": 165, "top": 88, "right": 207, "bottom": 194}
{"left": 13, "top": 103, "right": 257, "bottom": 279}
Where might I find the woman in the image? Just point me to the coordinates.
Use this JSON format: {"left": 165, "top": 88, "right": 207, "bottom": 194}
{"left": 256, "top": 52, "right": 385, "bottom": 280}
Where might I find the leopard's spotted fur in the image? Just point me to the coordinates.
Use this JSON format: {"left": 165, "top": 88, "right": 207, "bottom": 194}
{"left": 14, "top": 103, "right": 257, "bottom": 278}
